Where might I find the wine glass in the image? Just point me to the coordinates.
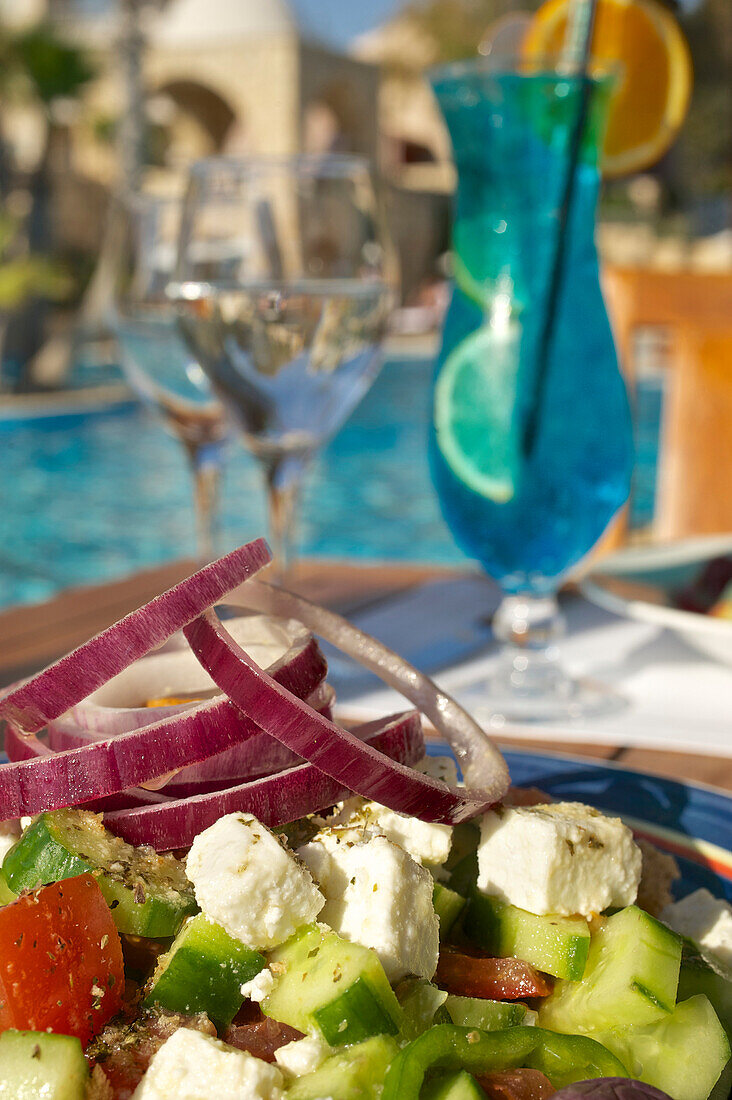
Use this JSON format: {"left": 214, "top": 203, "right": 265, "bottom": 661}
{"left": 109, "top": 189, "right": 228, "bottom": 562}
{"left": 169, "top": 155, "right": 393, "bottom": 581}
{"left": 430, "top": 57, "right": 633, "bottom": 720}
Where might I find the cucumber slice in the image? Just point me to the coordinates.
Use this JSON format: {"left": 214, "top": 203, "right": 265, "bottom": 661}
{"left": 709, "top": 1057, "right": 732, "bottom": 1100}
{"left": 448, "top": 850, "right": 478, "bottom": 898}
{"left": 434, "top": 883, "right": 467, "bottom": 940}
{"left": 0, "top": 865, "right": 17, "bottom": 906}
{"left": 678, "top": 948, "right": 732, "bottom": 1039}
{"left": 539, "top": 905, "right": 682, "bottom": 1033}
{"left": 262, "top": 923, "right": 402, "bottom": 1046}
{"left": 397, "top": 979, "right": 448, "bottom": 1042}
{"left": 144, "top": 913, "right": 265, "bottom": 1027}
{"left": 286, "top": 1035, "right": 398, "bottom": 1100}
{"left": 444, "top": 822, "right": 480, "bottom": 873}
{"left": 597, "top": 995, "right": 731, "bottom": 1100}
{"left": 465, "top": 893, "right": 590, "bottom": 981}
{"left": 0, "top": 1030, "right": 88, "bottom": 1099}
{"left": 3, "top": 809, "right": 196, "bottom": 937}
{"left": 423, "top": 1070, "right": 488, "bottom": 1100}
{"left": 444, "top": 996, "right": 530, "bottom": 1031}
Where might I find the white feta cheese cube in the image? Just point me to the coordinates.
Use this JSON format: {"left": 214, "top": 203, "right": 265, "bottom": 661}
{"left": 477, "top": 802, "right": 641, "bottom": 917}
{"left": 298, "top": 822, "right": 379, "bottom": 898}
{"left": 240, "top": 967, "right": 274, "bottom": 1002}
{"left": 355, "top": 803, "right": 452, "bottom": 869}
{"left": 325, "top": 760, "right": 455, "bottom": 871}
{"left": 661, "top": 889, "right": 732, "bottom": 967}
{"left": 186, "top": 813, "right": 324, "bottom": 950}
{"left": 274, "top": 1034, "right": 330, "bottom": 1078}
{"left": 131, "top": 1028, "right": 285, "bottom": 1100}
{"left": 416, "top": 755, "right": 460, "bottom": 787}
{"left": 303, "top": 834, "right": 439, "bottom": 982}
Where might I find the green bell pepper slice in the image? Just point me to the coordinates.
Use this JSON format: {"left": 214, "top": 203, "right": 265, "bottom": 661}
{"left": 381, "top": 1024, "right": 628, "bottom": 1099}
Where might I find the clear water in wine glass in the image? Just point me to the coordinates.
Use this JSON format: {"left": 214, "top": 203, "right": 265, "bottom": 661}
{"left": 173, "top": 279, "right": 389, "bottom": 463}
{"left": 109, "top": 191, "right": 228, "bottom": 559}
{"left": 170, "top": 156, "right": 394, "bottom": 578}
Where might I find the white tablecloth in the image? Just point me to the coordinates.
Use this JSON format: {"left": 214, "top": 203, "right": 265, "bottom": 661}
{"left": 330, "top": 575, "right": 732, "bottom": 755}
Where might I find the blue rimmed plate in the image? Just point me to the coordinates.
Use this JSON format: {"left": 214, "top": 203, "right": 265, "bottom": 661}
{"left": 426, "top": 745, "right": 732, "bottom": 904}
{"left": 498, "top": 748, "right": 732, "bottom": 903}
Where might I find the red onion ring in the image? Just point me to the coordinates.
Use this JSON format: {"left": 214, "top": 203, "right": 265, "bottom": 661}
{"left": 103, "top": 711, "right": 425, "bottom": 849}
{"left": 226, "top": 581, "right": 509, "bottom": 804}
{"left": 57, "top": 614, "right": 319, "bottom": 736}
{"left": 0, "top": 539, "right": 270, "bottom": 735}
{"left": 184, "top": 605, "right": 507, "bottom": 824}
{"left": 48, "top": 682, "right": 335, "bottom": 790}
{"left": 0, "top": 630, "right": 325, "bottom": 819}
{"left": 4, "top": 728, "right": 169, "bottom": 810}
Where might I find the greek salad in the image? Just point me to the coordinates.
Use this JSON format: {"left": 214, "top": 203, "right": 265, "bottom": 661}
{"left": 0, "top": 541, "right": 728, "bottom": 1100}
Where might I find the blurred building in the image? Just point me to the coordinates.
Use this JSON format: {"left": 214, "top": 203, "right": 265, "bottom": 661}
{"left": 49, "top": 0, "right": 378, "bottom": 179}
{"left": 0, "top": 0, "right": 452, "bottom": 305}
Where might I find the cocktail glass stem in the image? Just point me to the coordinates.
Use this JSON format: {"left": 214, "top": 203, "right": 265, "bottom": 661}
{"left": 486, "top": 592, "right": 625, "bottom": 719}
{"left": 183, "top": 438, "right": 223, "bottom": 564}
{"left": 491, "top": 593, "right": 567, "bottom": 700}
{"left": 264, "top": 454, "right": 305, "bottom": 585}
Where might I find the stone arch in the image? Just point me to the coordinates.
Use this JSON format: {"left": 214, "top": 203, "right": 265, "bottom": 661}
{"left": 303, "top": 80, "right": 362, "bottom": 155}
{"left": 155, "top": 79, "right": 238, "bottom": 155}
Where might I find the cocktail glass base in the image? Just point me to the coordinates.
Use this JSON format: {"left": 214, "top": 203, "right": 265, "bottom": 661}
{"left": 473, "top": 669, "right": 627, "bottom": 724}
{"left": 476, "top": 592, "right": 628, "bottom": 722}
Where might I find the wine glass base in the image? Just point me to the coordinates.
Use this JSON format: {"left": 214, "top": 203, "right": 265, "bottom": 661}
{"left": 470, "top": 674, "right": 627, "bottom": 724}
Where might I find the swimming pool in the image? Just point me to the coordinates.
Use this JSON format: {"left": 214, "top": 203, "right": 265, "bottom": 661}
{"left": 0, "top": 356, "right": 470, "bottom": 609}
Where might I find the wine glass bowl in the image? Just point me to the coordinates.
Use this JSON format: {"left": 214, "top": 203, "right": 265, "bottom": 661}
{"left": 170, "top": 155, "right": 393, "bottom": 578}
{"left": 109, "top": 190, "right": 228, "bottom": 560}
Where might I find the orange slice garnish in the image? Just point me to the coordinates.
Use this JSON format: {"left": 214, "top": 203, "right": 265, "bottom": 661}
{"left": 524, "top": 0, "right": 693, "bottom": 177}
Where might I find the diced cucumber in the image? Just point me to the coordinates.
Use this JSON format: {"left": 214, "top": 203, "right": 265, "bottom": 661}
{"left": 434, "top": 883, "right": 467, "bottom": 940}
{"left": 709, "top": 1057, "right": 732, "bottom": 1100}
{"left": 448, "top": 850, "right": 478, "bottom": 898}
{"left": 0, "top": 1030, "right": 88, "bottom": 1099}
{"left": 262, "top": 923, "right": 402, "bottom": 1046}
{"left": 286, "top": 1034, "right": 398, "bottom": 1100}
{"left": 0, "top": 864, "right": 17, "bottom": 906}
{"left": 3, "top": 808, "right": 196, "bottom": 937}
{"left": 596, "top": 995, "right": 731, "bottom": 1100}
{"left": 444, "top": 822, "right": 480, "bottom": 873}
{"left": 678, "top": 948, "right": 732, "bottom": 1039}
{"left": 444, "top": 995, "right": 530, "bottom": 1031}
{"left": 465, "top": 893, "right": 590, "bottom": 981}
{"left": 143, "top": 913, "right": 265, "bottom": 1027}
{"left": 539, "top": 905, "right": 682, "bottom": 1033}
{"left": 422, "top": 1070, "right": 488, "bottom": 1100}
{"left": 397, "top": 979, "right": 448, "bottom": 1042}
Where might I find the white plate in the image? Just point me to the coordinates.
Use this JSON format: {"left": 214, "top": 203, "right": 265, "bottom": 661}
{"left": 581, "top": 535, "right": 732, "bottom": 667}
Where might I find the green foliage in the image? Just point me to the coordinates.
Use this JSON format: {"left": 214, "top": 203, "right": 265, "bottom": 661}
{"left": 9, "top": 23, "right": 94, "bottom": 105}
{"left": 0, "top": 211, "right": 72, "bottom": 310}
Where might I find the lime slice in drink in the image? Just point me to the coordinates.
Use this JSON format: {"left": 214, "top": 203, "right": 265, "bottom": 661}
{"left": 452, "top": 252, "right": 491, "bottom": 311}
{"left": 434, "top": 322, "right": 522, "bottom": 503}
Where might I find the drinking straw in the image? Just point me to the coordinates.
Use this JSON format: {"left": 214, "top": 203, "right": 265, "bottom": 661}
{"left": 521, "top": 0, "right": 600, "bottom": 457}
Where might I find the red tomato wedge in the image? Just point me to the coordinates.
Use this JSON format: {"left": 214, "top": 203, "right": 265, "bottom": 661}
{"left": 0, "top": 873, "right": 124, "bottom": 1045}
{"left": 476, "top": 1068, "right": 556, "bottom": 1099}
{"left": 435, "top": 948, "right": 553, "bottom": 1000}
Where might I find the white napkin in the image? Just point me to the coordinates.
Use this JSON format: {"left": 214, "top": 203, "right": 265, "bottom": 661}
{"left": 330, "top": 576, "right": 732, "bottom": 756}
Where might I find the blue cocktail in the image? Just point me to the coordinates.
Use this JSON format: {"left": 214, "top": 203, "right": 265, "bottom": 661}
{"left": 430, "top": 60, "right": 633, "bottom": 717}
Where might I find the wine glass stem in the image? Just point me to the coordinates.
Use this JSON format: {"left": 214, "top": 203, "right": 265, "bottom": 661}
{"left": 265, "top": 458, "right": 304, "bottom": 585}
{"left": 184, "top": 440, "right": 223, "bottom": 564}
{"left": 492, "top": 592, "right": 567, "bottom": 699}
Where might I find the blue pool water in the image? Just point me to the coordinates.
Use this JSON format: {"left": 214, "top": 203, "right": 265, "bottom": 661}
{"left": 0, "top": 356, "right": 470, "bottom": 609}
